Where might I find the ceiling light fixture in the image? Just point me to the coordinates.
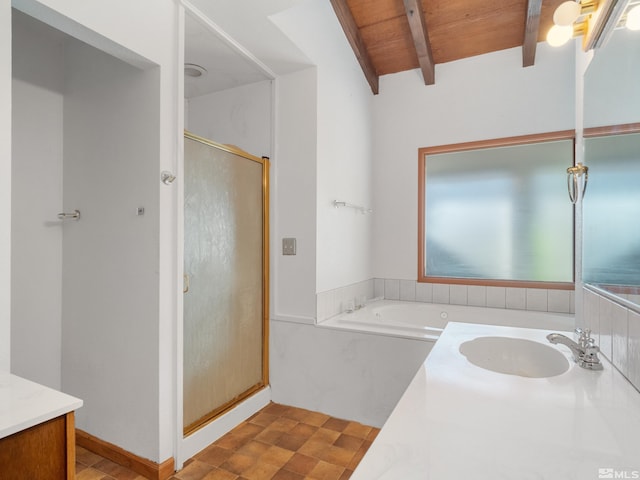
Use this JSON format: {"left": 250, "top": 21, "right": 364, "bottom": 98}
{"left": 554, "top": 0, "right": 597, "bottom": 25}
{"left": 625, "top": 4, "right": 640, "bottom": 29}
{"left": 548, "top": 0, "right": 640, "bottom": 48}
{"left": 547, "top": 0, "right": 597, "bottom": 47}
{"left": 184, "top": 63, "right": 208, "bottom": 78}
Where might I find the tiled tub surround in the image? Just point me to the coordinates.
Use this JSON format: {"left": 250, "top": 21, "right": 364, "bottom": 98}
{"left": 583, "top": 286, "right": 640, "bottom": 392}
{"left": 316, "top": 278, "right": 575, "bottom": 323}
{"left": 351, "top": 322, "right": 640, "bottom": 479}
{"left": 321, "top": 299, "right": 574, "bottom": 341}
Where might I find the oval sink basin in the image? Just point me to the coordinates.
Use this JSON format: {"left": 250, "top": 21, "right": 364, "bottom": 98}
{"left": 459, "top": 336, "right": 570, "bottom": 378}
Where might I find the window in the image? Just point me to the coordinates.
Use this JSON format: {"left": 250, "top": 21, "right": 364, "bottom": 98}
{"left": 418, "top": 132, "right": 575, "bottom": 288}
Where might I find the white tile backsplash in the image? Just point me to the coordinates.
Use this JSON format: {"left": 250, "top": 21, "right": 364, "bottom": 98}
{"left": 316, "top": 279, "right": 378, "bottom": 322}
{"left": 415, "top": 282, "right": 433, "bottom": 303}
{"left": 399, "top": 280, "right": 416, "bottom": 301}
{"left": 384, "top": 279, "right": 400, "bottom": 300}
{"left": 612, "top": 306, "right": 629, "bottom": 377}
{"left": 569, "top": 291, "right": 575, "bottom": 314}
{"left": 526, "top": 289, "right": 548, "bottom": 312}
{"left": 467, "top": 286, "right": 487, "bottom": 307}
{"left": 316, "top": 291, "right": 328, "bottom": 323}
{"left": 366, "top": 279, "right": 375, "bottom": 299}
{"left": 505, "top": 288, "right": 526, "bottom": 310}
{"left": 432, "top": 284, "right": 450, "bottom": 304}
{"left": 449, "top": 285, "right": 467, "bottom": 305}
{"left": 628, "top": 310, "right": 640, "bottom": 390}
{"left": 598, "top": 295, "right": 614, "bottom": 360}
{"left": 582, "top": 287, "right": 640, "bottom": 392}
{"left": 584, "top": 289, "right": 600, "bottom": 333}
{"left": 317, "top": 278, "right": 578, "bottom": 324}
{"left": 374, "top": 278, "right": 384, "bottom": 299}
{"left": 548, "top": 290, "right": 571, "bottom": 314}
{"left": 486, "top": 286, "right": 506, "bottom": 309}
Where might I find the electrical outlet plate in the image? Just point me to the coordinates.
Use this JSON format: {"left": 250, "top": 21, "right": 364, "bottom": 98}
{"left": 282, "top": 237, "right": 296, "bottom": 255}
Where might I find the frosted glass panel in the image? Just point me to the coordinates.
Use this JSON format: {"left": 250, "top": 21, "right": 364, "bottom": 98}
{"left": 424, "top": 140, "right": 573, "bottom": 282}
{"left": 583, "top": 133, "right": 640, "bottom": 287}
{"left": 183, "top": 136, "right": 265, "bottom": 431}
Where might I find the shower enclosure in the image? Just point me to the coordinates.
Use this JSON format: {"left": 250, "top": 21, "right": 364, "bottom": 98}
{"left": 183, "top": 131, "right": 269, "bottom": 435}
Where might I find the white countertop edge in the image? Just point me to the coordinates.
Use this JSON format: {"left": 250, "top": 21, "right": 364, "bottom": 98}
{"left": 351, "top": 322, "right": 640, "bottom": 480}
{"left": 0, "top": 373, "right": 83, "bottom": 439}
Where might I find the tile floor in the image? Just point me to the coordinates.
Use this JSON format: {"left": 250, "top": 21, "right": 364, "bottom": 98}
{"left": 76, "top": 446, "right": 147, "bottom": 480}
{"left": 75, "top": 402, "right": 379, "bottom": 480}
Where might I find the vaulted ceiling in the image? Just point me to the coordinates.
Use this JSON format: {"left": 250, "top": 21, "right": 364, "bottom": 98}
{"left": 330, "top": 0, "right": 567, "bottom": 93}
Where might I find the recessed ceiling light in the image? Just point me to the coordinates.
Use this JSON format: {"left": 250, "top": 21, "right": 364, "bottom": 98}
{"left": 184, "top": 63, "right": 207, "bottom": 78}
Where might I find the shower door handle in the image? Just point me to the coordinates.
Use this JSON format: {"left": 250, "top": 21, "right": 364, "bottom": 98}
{"left": 183, "top": 274, "right": 190, "bottom": 294}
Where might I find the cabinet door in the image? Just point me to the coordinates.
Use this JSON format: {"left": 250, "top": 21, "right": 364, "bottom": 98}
{"left": 0, "top": 413, "right": 74, "bottom": 479}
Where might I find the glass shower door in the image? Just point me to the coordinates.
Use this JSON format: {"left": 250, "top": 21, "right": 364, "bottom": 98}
{"left": 183, "top": 132, "right": 269, "bottom": 435}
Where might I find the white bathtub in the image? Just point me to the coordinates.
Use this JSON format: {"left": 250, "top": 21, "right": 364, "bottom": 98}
{"left": 319, "top": 300, "right": 574, "bottom": 342}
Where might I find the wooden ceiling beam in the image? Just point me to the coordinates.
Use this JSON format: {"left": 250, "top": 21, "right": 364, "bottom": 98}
{"left": 403, "top": 0, "right": 435, "bottom": 85}
{"left": 330, "top": 0, "right": 379, "bottom": 94}
{"left": 522, "top": 0, "right": 542, "bottom": 67}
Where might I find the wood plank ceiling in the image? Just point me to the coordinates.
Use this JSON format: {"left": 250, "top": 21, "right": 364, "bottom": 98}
{"left": 330, "top": 0, "right": 567, "bottom": 94}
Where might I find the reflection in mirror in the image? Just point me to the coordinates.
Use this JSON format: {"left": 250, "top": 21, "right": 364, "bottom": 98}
{"left": 583, "top": 132, "right": 640, "bottom": 305}
{"left": 583, "top": 23, "right": 640, "bottom": 309}
{"left": 584, "top": 29, "right": 640, "bottom": 129}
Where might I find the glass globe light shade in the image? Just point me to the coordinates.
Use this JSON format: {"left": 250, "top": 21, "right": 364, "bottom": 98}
{"left": 547, "top": 24, "right": 573, "bottom": 47}
{"left": 553, "top": 1, "right": 582, "bottom": 26}
{"left": 626, "top": 5, "right": 640, "bottom": 31}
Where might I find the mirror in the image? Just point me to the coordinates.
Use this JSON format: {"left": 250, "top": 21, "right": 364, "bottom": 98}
{"left": 583, "top": 24, "right": 640, "bottom": 309}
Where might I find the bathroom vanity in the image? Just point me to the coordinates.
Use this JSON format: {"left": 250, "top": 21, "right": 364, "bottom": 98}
{"left": 0, "top": 373, "right": 82, "bottom": 479}
{"left": 351, "top": 322, "right": 640, "bottom": 479}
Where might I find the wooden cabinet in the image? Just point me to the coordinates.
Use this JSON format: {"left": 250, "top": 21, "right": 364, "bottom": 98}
{"left": 0, "top": 412, "right": 75, "bottom": 480}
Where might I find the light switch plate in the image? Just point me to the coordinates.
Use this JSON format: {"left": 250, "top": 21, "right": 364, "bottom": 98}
{"left": 282, "top": 237, "right": 297, "bottom": 255}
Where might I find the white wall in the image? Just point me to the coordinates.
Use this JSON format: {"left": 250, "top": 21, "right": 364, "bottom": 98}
{"left": 273, "top": 0, "right": 373, "bottom": 296}
{"left": 0, "top": 1, "right": 12, "bottom": 372}
{"left": 13, "top": 0, "right": 173, "bottom": 70}
{"left": 372, "top": 42, "right": 576, "bottom": 281}
{"left": 61, "top": 39, "right": 161, "bottom": 462}
{"left": 273, "top": 68, "right": 318, "bottom": 320}
{"left": 11, "top": 12, "right": 64, "bottom": 389}
{"left": 313, "top": 4, "right": 373, "bottom": 293}
{"left": 7, "top": 0, "right": 179, "bottom": 463}
{"left": 187, "top": 80, "right": 272, "bottom": 158}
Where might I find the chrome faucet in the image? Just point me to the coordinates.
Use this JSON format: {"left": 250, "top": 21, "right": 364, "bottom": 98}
{"left": 546, "top": 328, "right": 603, "bottom": 370}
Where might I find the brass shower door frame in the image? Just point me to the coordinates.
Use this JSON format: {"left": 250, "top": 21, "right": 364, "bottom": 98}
{"left": 183, "top": 131, "right": 270, "bottom": 436}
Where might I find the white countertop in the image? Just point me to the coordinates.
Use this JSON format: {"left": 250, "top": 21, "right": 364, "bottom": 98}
{"left": 352, "top": 322, "right": 640, "bottom": 480}
{"left": 0, "top": 373, "right": 83, "bottom": 439}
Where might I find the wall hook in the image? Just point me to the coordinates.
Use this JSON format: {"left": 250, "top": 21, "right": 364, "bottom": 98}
{"left": 57, "top": 210, "right": 81, "bottom": 221}
{"left": 161, "top": 171, "right": 176, "bottom": 185}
